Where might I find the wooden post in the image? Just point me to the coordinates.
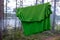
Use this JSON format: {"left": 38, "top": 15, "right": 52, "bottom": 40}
{"left": 0, "top": 0, "right": 4, "bottom": 40}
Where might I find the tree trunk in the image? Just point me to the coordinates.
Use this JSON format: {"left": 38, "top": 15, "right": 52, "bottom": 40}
{"left": 0, "top": 0, "right": 4, "bottom": 40}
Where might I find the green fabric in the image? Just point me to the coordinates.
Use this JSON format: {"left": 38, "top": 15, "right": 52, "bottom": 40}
{"left": 44, "top": 16, "right": 51, "bottom": 31}
{"left": 22, "top": 21, "right": 44, "bottom": 36}
{"left": 16, "top": 2, "right": 52, "bottom": 22}
{"left": 16, "top": 2, "right": 52, "bottom": 36}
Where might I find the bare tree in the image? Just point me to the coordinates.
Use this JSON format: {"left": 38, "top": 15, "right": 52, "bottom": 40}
{"left": 0, "top": 0, "right": 4, "bottom": 40}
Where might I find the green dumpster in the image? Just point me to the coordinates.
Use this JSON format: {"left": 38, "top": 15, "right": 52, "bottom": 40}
{"left": 16, "top": 2, "right": 52, "bottom": 36}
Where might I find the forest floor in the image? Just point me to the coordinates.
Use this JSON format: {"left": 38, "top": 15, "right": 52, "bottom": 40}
{"left": 22, "top": 31, "right": 60, "bottom": 40}
{"left": 3, "top": 28, "right": 60, "bottom": 40}
{"left": 42, "top": 33, "right": 60, "bottom": 40}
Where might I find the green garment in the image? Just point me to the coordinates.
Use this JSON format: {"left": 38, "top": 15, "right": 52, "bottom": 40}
{"left": 44, "top": 16, "right": 51, "bottom": 31}
{"left": 16, "top": 2, "right": 52, "bottom": 22}
{"left": 22, "top": 21, "right": 44, "bottom": 35}
{"left": 16, "top": 2, "right": 52, "bottom": 36}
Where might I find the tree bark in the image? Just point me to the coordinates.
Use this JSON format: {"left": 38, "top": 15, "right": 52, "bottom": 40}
{"left": 0, "top": 0, "right": 4, "bottom": 40}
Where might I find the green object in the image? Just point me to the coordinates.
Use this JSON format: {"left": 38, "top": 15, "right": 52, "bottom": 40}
{"left": 22, "top": 21, "right": 44, "bottom": 35}
{"left": 16, "top": 2, "right": 52, "bottom": 36}
{"left": 44, "top": 16, "right": 51, "bottom": 31}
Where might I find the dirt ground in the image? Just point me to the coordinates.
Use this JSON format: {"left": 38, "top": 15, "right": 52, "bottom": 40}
{"left": 21, "top": 31, "right": 60, "bottom": 40}
{"left": 44, "top": 35, "right": 60, "bottom": 40}
{"left": 43, "top": 34, "right": 60, "bottom": 40}
{"left": 14, "top": 30, "right": 60, "bottom": 40}
{"left": 3, "top": 28, "right": 60, "bottom": 40}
